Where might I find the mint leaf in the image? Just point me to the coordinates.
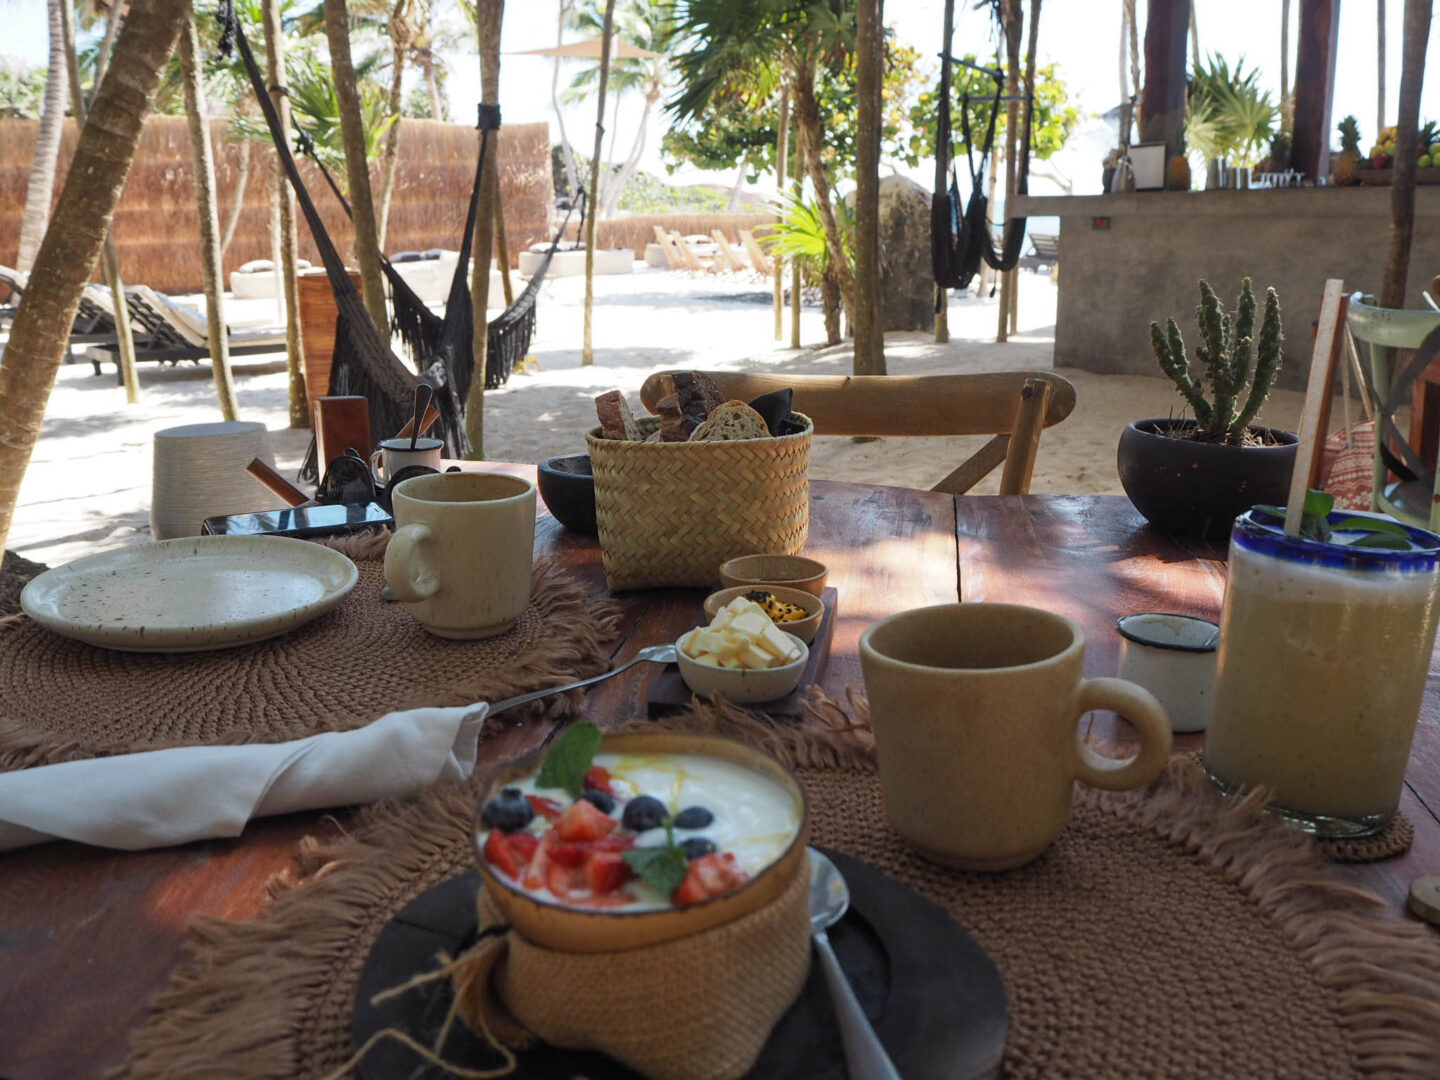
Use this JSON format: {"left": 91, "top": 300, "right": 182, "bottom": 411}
{"left": 1304, "top": 489, "right": 1336, "bottom": 521}
{"left": 1252, "top": 504, "right": 1286, "bottom": 518}
{"left": 1343, "top": 532, "right": 1414, "bottom": 549}
{"left": 623, "top": 842, "right": 689, "bottom": 896}
{"left": 1330, "top": 516, "right": 1412, "bottom": 539}
{"left": 535, "top": 721, "right": 602, "bottom": 798}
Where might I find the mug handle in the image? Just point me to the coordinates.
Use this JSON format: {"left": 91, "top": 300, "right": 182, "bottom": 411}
{"left": 1069, "top": 677, "right": 1173, "bottom": 792}
{"left": 369, "top": 447, "right": 385, "bottom": 482}
{"left": 384, "top": 523, "right": 442, "bottom": 602}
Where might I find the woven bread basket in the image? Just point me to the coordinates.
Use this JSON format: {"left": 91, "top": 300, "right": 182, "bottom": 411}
{"left": 585, "top": 414, "right": 812, "bottom": 590}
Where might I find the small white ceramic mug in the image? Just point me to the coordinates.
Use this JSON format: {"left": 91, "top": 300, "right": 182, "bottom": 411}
{"left": 1115, "top": 613, "right": 1219, "bottom": 733}
{"left": 370, "top": 436, "right": 443, "bottom": 482}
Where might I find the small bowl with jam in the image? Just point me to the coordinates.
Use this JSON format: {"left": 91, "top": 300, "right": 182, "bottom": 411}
{"left": 703, "top": 585, "right": 824, "bottom": 644}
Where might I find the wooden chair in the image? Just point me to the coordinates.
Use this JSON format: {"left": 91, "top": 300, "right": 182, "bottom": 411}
{"left": 672, "top": 232, "right": 721, "bottom": 274}
{"left": 639, "top": 370, "right": 1077, "bottom": 495}
{"left": 710, "top": 230, "right": 748, "bottom": 275}
{"left": 652, "top": 226, "right": 685, "bottom": 271}
{"left": 738, "top": 229, "right": 775, "bottom": 277}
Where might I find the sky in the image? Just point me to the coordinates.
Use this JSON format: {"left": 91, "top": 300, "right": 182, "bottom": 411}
{"left": 4, "top": 0, "right": 1439, "bottom": 201}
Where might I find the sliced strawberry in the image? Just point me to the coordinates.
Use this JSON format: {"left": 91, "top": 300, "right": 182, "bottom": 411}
{"left": 672, "top": 870, "right": 709, "bottom": 907}
{"left": 483, "top": 829, "right": 521, "bottom": 880}
{"left": 585, "top": 850, "right": 633, "bottom": 895}
{"left": 565, "top": 890, "right": 637, "bottom": 909}
{"left": 523, "top": 830, "right": 557, "bottom": 890}
{"left": 583, "top": 765, "right": 616, "bottom": 797}
{"left": 526, "top": 795, "right": 564, "bottom": 822}
{"left": 547, "top": 860, "right": 575, "bottom": 899}
{"left": 556, "top": 798, "right": 617, "bottom": 843}
{"left": 507, "top": 832, "right": 539, "bottom": 863}
{"left": 549, "top": 841, "right": 588, "bottom": 867}
{"left": 673, "top": 853, "right": 750, "bottom": 906}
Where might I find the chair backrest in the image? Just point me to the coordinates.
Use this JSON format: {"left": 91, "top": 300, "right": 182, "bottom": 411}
{"left": 738, "top": 230, "right": 774, "bottom": 276}
{"left": 126, "top": 287, "right": 202, "bottom": 348}
{"left": 709, "top": 230, "right": 746, "bottom": 274}
{"left": 651, "top": 226, "right": 682, "bottom": 269}
{"left": 1029, "top": 233, "right": 1059, "bottom": 260}
{"left": 639, "top": 370, "right": 1077, "bottom": 495}
{"left": 0, "top": 264, "right": 26, "bottom": 302}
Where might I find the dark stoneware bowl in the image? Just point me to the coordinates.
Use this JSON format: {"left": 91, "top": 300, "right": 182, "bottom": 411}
{"left": 537, "top": 454, "right": 597, "bottom": 535}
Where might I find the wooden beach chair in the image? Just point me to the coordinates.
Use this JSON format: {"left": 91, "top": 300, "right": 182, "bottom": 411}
{"left": 652, "top": 226, "right": 686, "bottom": 271}
{"left": 710, "top": 230, "right": 748, "bottom": 275}
{"left": 671, "top": 233, "right": 721, "bottom": 275}
{"left": 641, "top": 370, "right": 1076, "bottom": 496}
{"left": 738, "top": 230, "right": 775, "bottom": 277}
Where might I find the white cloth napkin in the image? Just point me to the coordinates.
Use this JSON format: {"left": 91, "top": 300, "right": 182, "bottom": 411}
{"left": 0, "top": 703, "right": 487, "bottom": 852}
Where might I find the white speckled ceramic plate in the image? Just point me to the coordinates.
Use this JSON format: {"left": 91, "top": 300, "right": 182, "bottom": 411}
{"left": 19, "top": 535, "right": 359, "bottom": 652}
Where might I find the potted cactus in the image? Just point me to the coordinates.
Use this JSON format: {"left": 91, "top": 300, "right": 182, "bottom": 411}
{"left": 1117, "top": 278, "right": 1299, "bottom": 540}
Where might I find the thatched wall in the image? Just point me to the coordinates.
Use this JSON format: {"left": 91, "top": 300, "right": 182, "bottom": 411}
{"left": 562, "top": 212, "right": 779, "bottom": 259}
{"left": 0, "top": 116, "right": 552, "bottom": 295}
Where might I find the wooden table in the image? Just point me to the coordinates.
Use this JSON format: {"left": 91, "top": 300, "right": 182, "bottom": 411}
{"left": 2, "top": 481, "right": 1437, "bottom": 1079}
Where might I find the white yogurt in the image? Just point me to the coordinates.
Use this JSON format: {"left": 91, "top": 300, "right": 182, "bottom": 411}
{"left": 483, "top": 752, "right": 802, "bottom": 911}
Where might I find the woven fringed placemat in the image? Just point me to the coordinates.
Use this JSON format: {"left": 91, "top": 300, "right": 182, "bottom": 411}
{"left": 121, "top": 696, "right": 1440, "bottom": 1080}
{"left": 0, "top": 533, "right": 620, "bottom": 772}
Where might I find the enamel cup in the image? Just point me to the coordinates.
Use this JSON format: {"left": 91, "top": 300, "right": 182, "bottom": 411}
{"left": 370, "top": 436, "right": 443, "bottom": 482}
{"left": 384, "top": 472, "right": 535, "bottom": 639}
{"left": 860, "top": 603, "right": 1173, "bottom": 870}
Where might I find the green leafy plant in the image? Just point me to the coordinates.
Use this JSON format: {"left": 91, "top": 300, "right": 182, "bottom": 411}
{"left": 1149, "top": 277, "right": 1284, "bottom": 442}
{"left": 1186, "top": 55, "right": 1277, "bottom": 165}
{"left": 761, "top": 190, "right": 854, "bottom": 282}
{"left": 535, "top": 721, "right": 604, "bottom": 798}
{"left": 1253, "top": 490, "right": 1417, "bottom": 549}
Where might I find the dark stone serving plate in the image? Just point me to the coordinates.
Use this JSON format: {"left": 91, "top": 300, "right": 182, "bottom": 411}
{"left": 352, "top": 848, "right": 1007, "bottom": 1079}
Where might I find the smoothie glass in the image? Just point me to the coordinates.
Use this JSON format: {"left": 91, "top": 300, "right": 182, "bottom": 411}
{"left": 1205, "top": 509, "right": 1440, "bottom": 837}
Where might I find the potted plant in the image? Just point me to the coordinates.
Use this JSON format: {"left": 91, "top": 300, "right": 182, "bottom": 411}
{"left": 1117, "top": 278, "right": 1298, "bottom": 540}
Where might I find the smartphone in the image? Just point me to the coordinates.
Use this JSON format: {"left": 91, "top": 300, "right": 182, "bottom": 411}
{"left": 201, "top": 502, "right": 393, "bottom": 539}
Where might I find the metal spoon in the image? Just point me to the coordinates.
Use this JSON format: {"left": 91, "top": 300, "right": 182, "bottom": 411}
{"left": 809, "top": 849, "right": 902, "bottom": 1080}
{"left": 483, "top": 643, "right": 677, "bottom": 718}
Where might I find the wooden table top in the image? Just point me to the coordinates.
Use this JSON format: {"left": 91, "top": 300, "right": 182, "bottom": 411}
{"left": 2, "top": 478, "right": 1437, "bottom": 1079}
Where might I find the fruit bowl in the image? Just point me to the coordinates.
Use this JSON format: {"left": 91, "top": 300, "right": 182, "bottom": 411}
{"left": 475, "top": 732, "right": 810, "bottom": 953}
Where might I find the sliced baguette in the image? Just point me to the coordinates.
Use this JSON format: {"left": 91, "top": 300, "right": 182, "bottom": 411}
{"left": 595, "top": 390, "right": 643, "bottom": 441}
{"left": 689, "top": 400, "right": 771, "bottom": 442}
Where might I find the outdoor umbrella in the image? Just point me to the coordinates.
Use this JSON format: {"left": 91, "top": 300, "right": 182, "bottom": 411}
{"left": 513, "top": 40, "right": 662, "bottom": 60}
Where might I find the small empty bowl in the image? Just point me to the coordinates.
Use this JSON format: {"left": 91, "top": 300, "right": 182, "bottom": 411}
{"left": 704, "top": 585, "right": 824, "bottom": 644}
{"left": 675, "top": 628, "right": 808, "bottom": 704}
{"left": 1115, "top": 613, "right": 1219, "bottom": 733}
{"left": 537, "top": 454, "right": 596, "bottom": 535}
{"left": 718, "top": 554, "right": 829, "bottom": 597}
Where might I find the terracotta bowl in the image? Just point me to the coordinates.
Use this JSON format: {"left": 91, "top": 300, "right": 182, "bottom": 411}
{"left": 703, "top": 585, "right": 824, "bottom": 645}
{"left": 475, "top": 732, "right": 810, "bottom": 953}
{"left": 676, "top": 628, "right": 808, "bottom": 703}
{"left": 718, "top": 554, "right": 829, "bottom": 596}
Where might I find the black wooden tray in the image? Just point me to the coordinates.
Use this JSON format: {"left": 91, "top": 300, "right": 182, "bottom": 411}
{"left": 352, "top": 847, "right": 1007, "bottom": 1080}
{"left": 647, "top": 587, "right": 838, "bottom": 720}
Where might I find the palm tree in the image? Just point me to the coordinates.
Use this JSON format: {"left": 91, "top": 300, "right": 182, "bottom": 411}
{"left": 0, "top": 0, "right": 191, "bottom": 556}
{"left": 581, "top": 0, "right": 616, "bottom": 368}
{"left": 1380, "top": 0, "right": 1433, "bottom": 309}
{"left": 378, "top": 0, "right": 415, "bottom": 251}
{"left": 15, "top": 0, "right": 68, "bottom": 272}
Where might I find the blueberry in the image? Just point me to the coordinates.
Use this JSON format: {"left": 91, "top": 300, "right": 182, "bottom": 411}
{"left": 481, "top": 790, "right": 534, "bottom": 833}
{"left": 622, "top": 794, "right": 668, "bottom": 832}
{"left": 580, "top": 789, "right": 615, "bottom": 814}
{"left": 673, "top": 806, "right": 714, "bottom": 830}
{"left": 681, "top": 838, "right": 717, "bottom": 860}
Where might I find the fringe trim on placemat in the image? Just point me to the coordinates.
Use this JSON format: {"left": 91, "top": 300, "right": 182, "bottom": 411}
{"left": 118, "top": 699, "right": 1440, "bottom": 1080}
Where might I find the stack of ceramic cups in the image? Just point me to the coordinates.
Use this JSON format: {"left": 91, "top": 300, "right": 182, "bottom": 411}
{"left": 151, "top": 421, "right": 276, "bottom": 539}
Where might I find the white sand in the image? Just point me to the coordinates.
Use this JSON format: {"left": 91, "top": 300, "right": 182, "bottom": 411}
{"left": 3, "top": 267, "right": 1322, "bottom": 567}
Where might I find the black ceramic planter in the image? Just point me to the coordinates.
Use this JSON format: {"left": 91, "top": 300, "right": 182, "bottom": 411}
{"left": 537, "top": 454, "right": 597, "bottom": 535}
{"left": 1117, "top": 419, "right": 1298, "bottom": 541}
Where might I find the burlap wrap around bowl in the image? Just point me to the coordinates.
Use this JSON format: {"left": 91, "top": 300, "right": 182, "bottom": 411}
{"left": 585, "top": 415, "right": 812, "bottom": 590}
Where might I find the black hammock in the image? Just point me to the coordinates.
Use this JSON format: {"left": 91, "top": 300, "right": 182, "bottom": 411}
{"left": 931, "top": 47, "right": 1034, "bottom": 292}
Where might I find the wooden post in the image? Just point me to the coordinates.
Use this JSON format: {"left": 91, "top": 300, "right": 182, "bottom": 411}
{"left": 494, "top": 198, "right": 514, "bottom": 307}
{"left": 1291, "top": 0, "right": 1340, "bottom": 181}
{"left": 996, "top": 0, "right": 1021, "bottom": 345}
{"left": 468, "top": 0, "right": 503, "bottom": 456}
{"left": 773, "top": 84, "right": 789, "bottom": 342}
{"left": 1139, "top": 0, "right": 1189, "bottom": 158}
{"left": 790, "top": 119, "right": 802, "bottom": 349}
{"left": 264, "top": 0, "right": 308, "bottom": 428}
{"left": 853, "top": 0, "right": 885, "bottom": 374}
{"left": 582, "top": 0, "right": 617, "bottom": 367}
{"left": 1381, "top": 0, "right": 1433, "bottom": 310}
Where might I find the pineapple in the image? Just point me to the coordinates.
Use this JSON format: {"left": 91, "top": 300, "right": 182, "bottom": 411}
{"left": 1166, "top": 153, "right": 1192, "bottom": 191}
{"left": 1333, "top": 115, "right": 1363, "bottom": 185}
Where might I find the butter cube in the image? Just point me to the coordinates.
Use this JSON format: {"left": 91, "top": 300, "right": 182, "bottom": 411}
{"left": 688, "top": 629, "right": 728, "bottom": 658}
{"left": 727, "top": 611, "right": 772, "bottom": 640}
{"left": 737, "top": 644, "right": 773, "bottom": 669}
{"left": 757, "top": 621, "right": 800, "bottom": 661}
{"left": 717, "top": 655, "right": 741, "bottom": 669}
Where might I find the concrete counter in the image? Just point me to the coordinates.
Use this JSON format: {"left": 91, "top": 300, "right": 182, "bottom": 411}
{"left": 1012, "top": 187, "right": 1440, "bottom": 390}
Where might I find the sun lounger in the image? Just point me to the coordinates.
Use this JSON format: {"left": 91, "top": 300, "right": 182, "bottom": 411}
{"left": 85, "top": 285, "right": 286, "bottom": 384}
{"left": 1, "top": 265, "right": 118, "bottom": 348}
{"left": 710, "top": 230, "right": 748, "bottom": 275}
{"left": 738, "top": 230, "right": 775, "bottom": 278}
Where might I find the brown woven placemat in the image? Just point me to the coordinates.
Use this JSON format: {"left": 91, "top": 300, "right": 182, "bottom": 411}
{"left": 0, "top": 533, "right": 620, "bottom": 772}
{"left": 122, "top": 697, "right": 1440, "bottom": 1080}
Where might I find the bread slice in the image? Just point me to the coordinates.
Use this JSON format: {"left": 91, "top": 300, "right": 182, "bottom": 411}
{"left": 689, "top": 400, "right": 771, "bottom": 442}
{"left": 595, "top": 390, "right": 643, "bottom": 440}
{"left": 671, "top": 371, "right": 726, "bottom": 423}
{"left": 654, "top": 393, "right": 699, "bottom": 442}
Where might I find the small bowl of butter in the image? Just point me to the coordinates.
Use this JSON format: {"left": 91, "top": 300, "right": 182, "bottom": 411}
{"left": 703, "top": 585, "right": 823, "bottom": 644}
{"left": 678, "top": 595, "right": 809, "bottom": 703}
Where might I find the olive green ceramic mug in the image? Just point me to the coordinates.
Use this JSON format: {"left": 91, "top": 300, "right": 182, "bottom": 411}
{"left": 860, "top": 603, "right": 1172, "bottom": 871}
{"left": 384, "top": 472, "right": 535, "bottom": 639}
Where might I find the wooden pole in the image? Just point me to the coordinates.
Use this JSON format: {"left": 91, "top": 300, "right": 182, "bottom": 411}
{"left": 582, "top": 0, "right": 617, "bottom": 367}
{"left": 773, "top": 83, "right": 789, "bottom": 342}
{"left": 1291, "top": 0, "right": 1341, "bottom": 181}
{"left": 1380, "top": 0, "right": 1433, "bottom": 310}
{"left": 1377, "top": 0, "right": 1386, "bottom": 140}
{"left": 263, "top": 0, "right": 308, "bottom": 428}
{"left": 57, "top": 0, "right": 140, "bottom": 405}
{"left": 467, "top": 0, "right": 503, "bottom": 456}
{"left": 1139, "top": 0, "right": 1189, "bottom": 159}
{"left": 936, "top": 0, "right": 954, "bottom": 345}
{"left": 495, "top": 198, "right": 514, "bottom": 307}
{"left": 1010, "top": 0, "right": 1041, "bottom": 339}
{"left": 996, "top": 0, "right": 1021, "bottom": 345}
{"left": 853, "top": 0, "right": 885, "bottom": 374}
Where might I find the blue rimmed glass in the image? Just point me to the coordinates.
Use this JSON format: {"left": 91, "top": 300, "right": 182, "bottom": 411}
{"left": 1204, "top": 510, "right": 1440, "bottom": 837}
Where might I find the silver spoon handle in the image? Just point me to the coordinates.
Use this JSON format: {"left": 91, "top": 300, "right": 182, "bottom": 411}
{"left": 486, "top": 654, "right": 645, "bottom": 717}
{"left": 813, "top": 929, "right": 903, "bottom": 1080}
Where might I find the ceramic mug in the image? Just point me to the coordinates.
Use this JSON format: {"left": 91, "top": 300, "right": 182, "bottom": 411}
{"left": 384, "top": 472, "right": 536, "bottom": 639}
{"left": 370, "top": 437, "right": 444, "bottom": 482}
{"left": 1115, "top": 613, "right": 1219, "bottom": 733}
{"left": 859, "top": 603, "right": 1172, "bottom": 871}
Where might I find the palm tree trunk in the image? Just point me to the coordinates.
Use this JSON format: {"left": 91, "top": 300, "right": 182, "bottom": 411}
{"left": 16, "top": 0, "right": 68, "bottom": 272}
{"left": 726, "top": 160, "right": 746, "bottom": 212}
{"left": 423, "top": 57, "right": 444, "bottom": 121}
{"left": 94, "top": 0, "right": 125, "bottom": 88}
{"left": 0, "top": 0, "right": 189, "bottom": 555}
{"left": 996, "top": 0, "right": 1022, "bottom": 345}
{"left": 774, "top": 82, "right": 789, "bottom": 342}
{"left": 601, "top": 87, "right": 655, "bottom": 218}
{"left": 852, "top": 0, "right": 884, "bottom": 375}
{"left": 790, "top": 128, "right": 801, "bottom": 348}
{"left": 220, "top": 134, "right": 250, "bottom": 256}
{"left": 58, "top": 0, "right": 141, "bottom": 405}
{"left": 597, "top": 91, "right": 622, "bottom": 214}
{"left": 179, "top": 7, "right": 239, "bottom": 422}
{"left": 1376, "top": 0, "right": 1386, "bottom": 138}
{"left": 322, "top": 0, "right": 389, "bottom": 333}
{"left": 552, "top": 0, "right": 580, "bottom": 198}
{"left": 377, "top": 0, "right": 412, "bottom": 253}
{"left": 790, "top": 60, "right": 854, "bottom": 330}
{"left": 495, "top": 198, "right": 514, "bottom": 306}
{"left": 468, "top": 0, "right": 503, "bottom": 454}
{"left": 264, "top": 0, "right": 309, "bottom": 428}
{"left": 1010, "top": 0, "right": 1042, "bottom": 338}
{"left": 1189, "top": 1, "right": 1199, "bottom": 70}
{"left": 1281, "top": 0, "right": 1291, "bottom": 128}
{"left": 581, "top": 0, "right": 616, "bottom": 367}
{"left": 1380, "top": 0, "right": 1432, "bottom": 310}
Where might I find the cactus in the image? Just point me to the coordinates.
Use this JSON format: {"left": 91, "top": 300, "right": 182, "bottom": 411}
{"left": 1148, "top": 278, "right": 1284, "bottom": 442}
